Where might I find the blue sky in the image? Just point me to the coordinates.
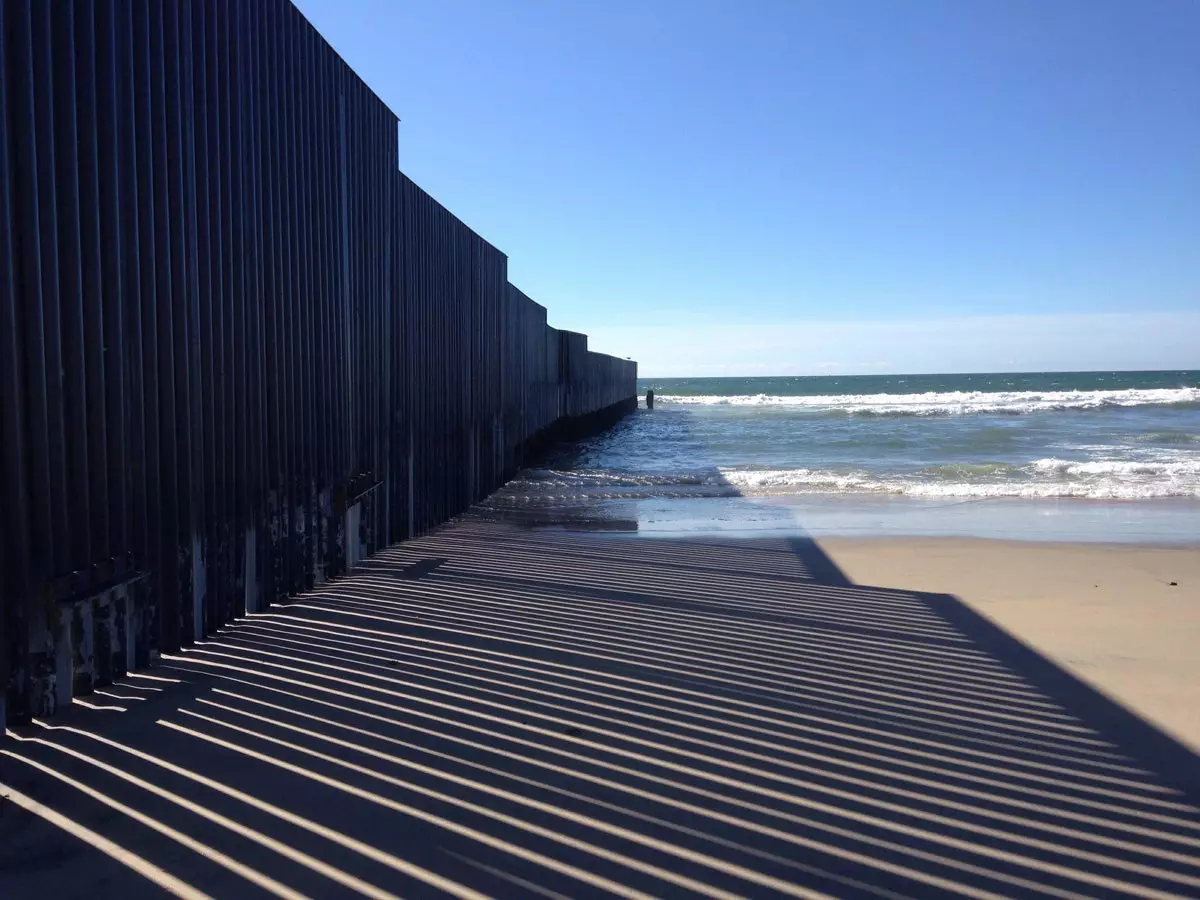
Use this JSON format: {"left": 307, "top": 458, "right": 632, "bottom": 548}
{"left": 295, "top": 0, "right": 1199, "bottom": 376}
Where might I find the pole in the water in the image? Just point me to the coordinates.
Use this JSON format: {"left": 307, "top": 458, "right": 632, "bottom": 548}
{"left": 646, "top": 389, "right": 654, "bottom": 409}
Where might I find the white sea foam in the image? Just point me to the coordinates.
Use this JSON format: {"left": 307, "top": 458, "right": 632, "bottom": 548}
{"left": 720, "top": 469, "right": 1196, "bottom": 498}
{"left": 718, "top": 468, "right": 874, "bottom": 491}
{"left": 505, "top": 457, "right": 1200, "bottom": 501}
{"left": 657, "top": 387, "right": 1200, "bottom": 416}
{"left": 881, "top": 481, "right": 1193, "bottom": 500}
{"left": 1029, "top": 457, "right": 1200, "bottom": 478}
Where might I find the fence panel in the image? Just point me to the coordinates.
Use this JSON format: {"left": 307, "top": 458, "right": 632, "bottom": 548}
{"left": 0, "top": 0, "right": 636, "bottom": 728}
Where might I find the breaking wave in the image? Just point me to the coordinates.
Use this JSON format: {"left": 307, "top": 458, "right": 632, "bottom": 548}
{"left": 497, "top": 457, "right": 1200, "bottom": 502}
{"left": 656, "top": 387, "right": 1200, "bottom": 416}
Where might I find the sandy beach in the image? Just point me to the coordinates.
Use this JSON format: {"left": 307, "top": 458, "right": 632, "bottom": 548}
{"left": 821, "top": 537, "right": 1200, "bottom": 754}
{"left": 3, "top": 514, "right": 1198, "bottom": 898}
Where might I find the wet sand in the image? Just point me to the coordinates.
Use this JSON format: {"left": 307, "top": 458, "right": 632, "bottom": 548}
{"left": 820, "top": 537, "right": 1200, "bottom": 753}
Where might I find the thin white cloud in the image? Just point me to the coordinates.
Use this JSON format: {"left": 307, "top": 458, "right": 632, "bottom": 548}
{"left": 581, "top": 311, "right": 1200, "bottom": 377}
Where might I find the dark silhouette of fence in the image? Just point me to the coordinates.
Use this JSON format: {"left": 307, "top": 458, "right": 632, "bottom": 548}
{"left": 0, "top": 0, "right": 637, "bottom": 730}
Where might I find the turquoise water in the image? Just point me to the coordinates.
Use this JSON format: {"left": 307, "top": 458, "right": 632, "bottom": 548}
{"left": 515, "top": 371, "right": 1200, "bottom": 504}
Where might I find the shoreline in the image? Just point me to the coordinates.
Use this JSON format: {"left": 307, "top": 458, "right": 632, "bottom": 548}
{"left": 814, "top": 532, "right": 1200, "bottom": 549}
{"left": 501, "top": 497, "right": 1200, "bottom": 751}
{"left": 501, "top": 492, "right": 1200, "bottom": 544}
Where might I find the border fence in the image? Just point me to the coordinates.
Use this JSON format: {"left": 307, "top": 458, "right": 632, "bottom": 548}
{"left": 0, "top": 0, "right": 637, "bottom": 728}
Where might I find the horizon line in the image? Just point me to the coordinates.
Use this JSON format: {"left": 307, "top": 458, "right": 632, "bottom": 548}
{"left": 636, "top": 367, "right": 1200, "bottom": 380}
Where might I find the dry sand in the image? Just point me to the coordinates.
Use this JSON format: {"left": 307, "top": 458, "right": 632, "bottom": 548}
{"left": 821, "top": 537, "right": 1200, "bottom": 753}
{"left": 3, "top": 520, "right": 1198, "bottom": 898}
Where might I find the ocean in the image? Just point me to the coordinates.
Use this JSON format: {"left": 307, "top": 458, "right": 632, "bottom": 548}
{"left": 487, "top": 370, "right": 1200, "bottom": 541}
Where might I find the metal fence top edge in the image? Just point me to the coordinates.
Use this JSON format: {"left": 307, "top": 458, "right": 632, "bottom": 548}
{"left": 397, "top": 171, "right": 510, "bottom": 264}
{"left": 289, "top": 0, "right": 403, "bottom": 125}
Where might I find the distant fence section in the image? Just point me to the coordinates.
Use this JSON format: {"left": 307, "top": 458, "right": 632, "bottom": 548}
{"left": 0, "top": 0, "right": 637, "bottom": 727}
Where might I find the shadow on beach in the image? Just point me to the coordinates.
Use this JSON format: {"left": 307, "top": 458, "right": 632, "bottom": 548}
{"left": 3, "top": 500, "right": 1200, "bottom": 898}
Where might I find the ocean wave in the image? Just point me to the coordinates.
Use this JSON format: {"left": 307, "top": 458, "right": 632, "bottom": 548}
{"left": 656, "top": 387, "right": 1200, "bottom": 416}
{"left": 1030, "top": 457, "right": 1200, "bottom": 477}
{"left": 1137, "top": 430, "right": 1200, "bottom": 445}
{"left": 720, "top": 466, "right": 1199, "bottom": 498}
{"left": 881, "top": 481, "right": 1194, "bottom": 500}
{"left": 501, "top": 460, "right": 1200, "bottom": 501}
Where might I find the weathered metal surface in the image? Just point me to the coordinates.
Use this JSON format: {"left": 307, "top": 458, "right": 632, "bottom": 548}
{"left": 0, "top": 0, "right": 637, "bottom": 726}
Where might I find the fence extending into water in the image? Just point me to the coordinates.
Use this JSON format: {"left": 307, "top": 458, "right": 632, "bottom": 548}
{"left": 0, "top": 0, "right": 637, "bottom": 728}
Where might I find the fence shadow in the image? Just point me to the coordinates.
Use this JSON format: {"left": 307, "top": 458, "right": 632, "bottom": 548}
{"left": 3, "top": 518, "right": 1199, "bottom": 898}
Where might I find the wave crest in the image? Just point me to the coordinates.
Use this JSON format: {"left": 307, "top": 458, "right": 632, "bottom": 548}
{"left": 498, "top": 458, "right": 1200, "bottom": 502}
{"left": 657, "top": 387, "right": 1200, "bottom": 416}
